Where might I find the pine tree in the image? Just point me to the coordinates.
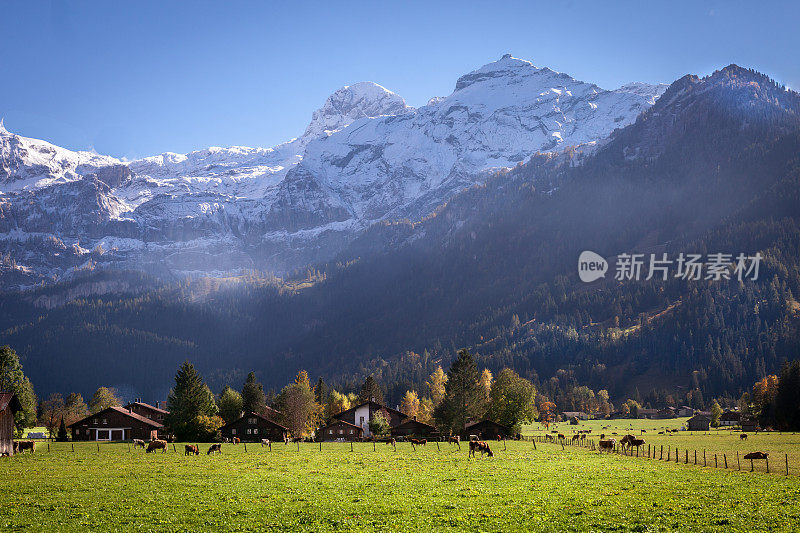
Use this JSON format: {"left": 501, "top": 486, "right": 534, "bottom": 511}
{"left": 358, "top": 375, "right": 384, "bottom": 404}
{"left": 314, "top": 377, "right": 329, "bottom": 405}
{"left": 56, "top": 416, "right": 68, "bottom": 442}
{"left": 166, "top": 361, "right": 217, "bottom": 441}
{"left": 241, "top": 372, "right": 267, "bottom": 415}
{"left": 775, "top": 360, "right": 800, "bottom": 431}
{"left": 434, "top": 349, "right": 483, "bottom": 435}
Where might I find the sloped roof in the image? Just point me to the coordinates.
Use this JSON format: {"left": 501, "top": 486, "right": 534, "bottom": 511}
{"left": 0, "top": 392, "right": 21, "bottom": 414}
{"left": 68, "top": 406, "right": 163, "bottom": 428}
{"left": 335, "top": 400, "right": 406, "bottom": 420}
{"left": 319, "top": 419, "right": 363, "bottom": 431}
{"left": 220, "top": 411, "right": 288, "bottom": 431}
{"left": 125, "top": 401, "right": 169, "bottom": 415}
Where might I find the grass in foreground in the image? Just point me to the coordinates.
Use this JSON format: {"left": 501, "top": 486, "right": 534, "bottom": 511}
{"left": 2, "top": 440, "right": 800, "bottom": 532}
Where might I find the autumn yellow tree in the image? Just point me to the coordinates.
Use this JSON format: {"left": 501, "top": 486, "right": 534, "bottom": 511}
{"left": 400, "top": 390, "right": 420, "bottom": 418}
{"left": 479, "top": 369, "right": 493, "bottom": 403}
{"left": 426, "top": 365, "right": 448, "bottom": 406}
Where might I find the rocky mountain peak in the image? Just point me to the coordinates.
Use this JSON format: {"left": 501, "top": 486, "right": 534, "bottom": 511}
{"left": 302, "top": 81, "right": 412, "bottom": 140}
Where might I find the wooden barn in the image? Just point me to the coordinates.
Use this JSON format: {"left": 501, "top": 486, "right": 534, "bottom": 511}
{"left": 333, "top": 400, "right": 406, "bottom": 438}
{"left": 391, "top": 417, "right": 437, "bottom": 438}
{"left": 0, "top": 392, "right": 22, "bottom": 456}
{"left": 318, "top": 420, "right": 363, "bottom": 441}
{"left": 220, "top": 412, "right": 288, "bottom": 442}
{"left": 69, "top": 406, "right": 162, "bottom": 441}
{"left": 461, "top": 420, "right": 511, "bottom": 441}
{"left": 687, "top": 414, "right": 711, "bottom": 431}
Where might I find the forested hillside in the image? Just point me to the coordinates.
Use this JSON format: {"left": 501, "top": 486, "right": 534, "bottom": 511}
{"left": 1, "top": 65, "right": 798, "bottom": 408}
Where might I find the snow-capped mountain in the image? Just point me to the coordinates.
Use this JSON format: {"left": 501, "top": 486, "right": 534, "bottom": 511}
{"left": 0, "top": 55, "right": 666, "bottom": 286}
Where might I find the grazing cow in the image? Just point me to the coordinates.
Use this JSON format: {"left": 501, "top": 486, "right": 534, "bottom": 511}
{"left": 146, "top": 440, "right": 167, "bottom": 453}
{"left": 133, "top": 439, "right": 146, "bottom": 449}
{"left": 448, "top": 436, "right": 460, "bottom": 448}
{"left": 744, "top": 451, "right": 768, "bottom": 460}
{"left": 740, "top": 434, "right": 748, "bottom": 440}
{"left": 207, "top": 443, "right": 222, "bottom": 455}
{"left": 292, "top": 437, "right": 303, "bottom": 443}
{"left": 16, "top": 441, "right": 35, "bottom": 454}
{"left": 630, "top": 438, "right": 645, "bottom": 450}
{"left": 222, "top": 437, "right": 230, "bottom": 443}
{"left": 231, "top": 437, "right": 240, "bottom": 445}
{"left": 410, "top": 438, "right": 427, "bottom": 446}
{"left": 579, "top": 434, "right": 586, "bottom": 442}
{"left": 557, "top": 433, "right": 565, "bottom": 442}
{"left": 261, "top": 439, "right": 271, "bottom": 448}
{"left": 469, "top": 440, "right": 493, "bottom": 458}
{"left": 184, "top": 444, "right": 200, "bottom": 456}
{"left": 386, "top": 438, "right": 396, "bottom": 446}
{"left": 571, "top": 434, "right": 580, "bottom": 444}
{"left": 619, "top": 435, "right": 636, "bottom": 450}
{"left": 598, "top": 439, "right": 616, "bottom": 453}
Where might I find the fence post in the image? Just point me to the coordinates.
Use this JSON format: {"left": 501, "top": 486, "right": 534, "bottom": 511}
{"left": 532, "top": 440, "right": 536, "bottom": 450}
{"left": 47, "top": 443, "right": 50, "bottom": 452}
{"left": 72, "top": 443, "right": 75, "bottom": 453}
{"left": 244, "top": 443, "right": 247, "bottom": 453}
{"left": 737, "top": 451, "right": 740, "bottom": 470}
{"left": 350, "top": 441, "right": 353, "bottom": 452}
{"left": 714, "top": 454, "right": 717, "bottom": 468}
{"left": 704, "top": 450, "right": 706, "bottom": 467}
{"left": 685, "top": 450, "right": 688, "bottom": 464}
{"left": 724, "top": 454, "right": 727, "bottom": 469}
{"left": 173, "top": 443, "right": 176, "bottom": 453}
{"left": 373, "top": 441, "right": 376, "bottom": 452}
{"left": 766, "top": 457, "right": 769, "bottom": 474}
{"left": 694, "top": 450, "right": 697, "bottom": 465}
{"left": 97, "top": 443, "right": 100, "bottom": 453}
{"left": 319, "top": 441, "right": 322, "bottom": 452}
{"left": 786, "top": 454, "right": 789, "bottom": 476}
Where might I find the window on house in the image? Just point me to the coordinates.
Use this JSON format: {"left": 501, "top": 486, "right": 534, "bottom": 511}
{"left": 253, "top": 428, "right": 258, "bottom": 434}
{"left": 350, "top": 429, "right": 353, "bottom": 434}
{"left": 102, "top": 419, "right": 107, "bottom": 425}
{"left": 232, "top": 429, "right": 237, "bottom": 435}
{"left": 339, "top": 429, "right": 343, "bottom": 434}
{"left": 93, "top": 419, "right": 98, "bottom": 424}
{"left": 75, "top": 429, "right": 80, "bottom": 435}
{"left": 329, "top": 430, "right": 333, "bottom": 435}
{"left": 247, "top": 429, "right": 252, "bottom": 434}
{"left": 248, "top": 418, "right": 257, "bottom": 424}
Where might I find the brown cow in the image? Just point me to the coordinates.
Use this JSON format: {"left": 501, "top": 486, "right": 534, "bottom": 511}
{"left": 386, "top": 438, "right": 396, "bottom": 446}
{"left": 571, "top": 434, "right": 580, "bottom": 444}
{"left": 468, "top": 440, "right": 493, "bottom": 458}
{"left": 133, "top": 439, "right": 146, "bottom": 449}
{"left": 740, "top": 434, "right": 748, "bottom": 440}
{"left": 16, "top": 441, "right": 35, "bottom": 454}
{"left": 261, "top": 439, "right": 271, "bottom": 448}
{"left": 207, "top": 443, "right": 222, "bottom": 455}
{"left": 598, "top": 439, "right": 616, "bottom": 453}
{"left": 744, "top": 452, "right": 768, "bottom": 460}
{"left": 231, "top": 437, "right": 240, "bottom": 445}
{"left": 184, "top": 444, "right": 199, "bottom": 456}
{"left": 146, "top": 440, "right": 167, "bottom": 453}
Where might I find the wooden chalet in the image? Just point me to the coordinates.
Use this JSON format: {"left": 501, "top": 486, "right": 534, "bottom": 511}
{"left": 220, "top": 411, "right": 288, "bottom": 442}
{"left": 687, "top": 414, "right": 711, "bottom": 431}
{"left": 69, "top": 406, "right": 162, "bottom": 441}
{"left": 124, "top": 401, "right": 169, "bottom": 424}
{"left": 0, "top": 392, "right": 22, "bottom": 456}
{"left": 719, "top": 411, "right": 741, "bottom": 426}
{"left": 333, "top": 400, "right": 406, "bottom": 438}
{"left": 461, "top": 419, "right": 511, "bottom": 441}
{"left": 391, "top": 417, "right": 437, "bottom": 438}
{"left": 319, "top": 419, "right": 363, "bottom": 441}
{"left": 740, "top": 418, "right": 759, "bottom": 432}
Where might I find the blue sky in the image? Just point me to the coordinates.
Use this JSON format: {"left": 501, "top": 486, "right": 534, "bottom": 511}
{"left": 2, "top": 1, "right": 798, "bottom": 159}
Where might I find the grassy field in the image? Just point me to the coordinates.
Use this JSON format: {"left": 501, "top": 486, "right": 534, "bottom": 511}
{"left": 2, "top": 439, "right": 800, "bottom": 532}
{"left": 523, "top": 418, "right": 800, "bottom": 475}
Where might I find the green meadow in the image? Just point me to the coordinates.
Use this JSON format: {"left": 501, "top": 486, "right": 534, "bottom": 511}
{"left": 525, "top": 418, "right": 800, "bottom": 475}
{"left": 2, "top": 438, "right": 800, "bottom": 532}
